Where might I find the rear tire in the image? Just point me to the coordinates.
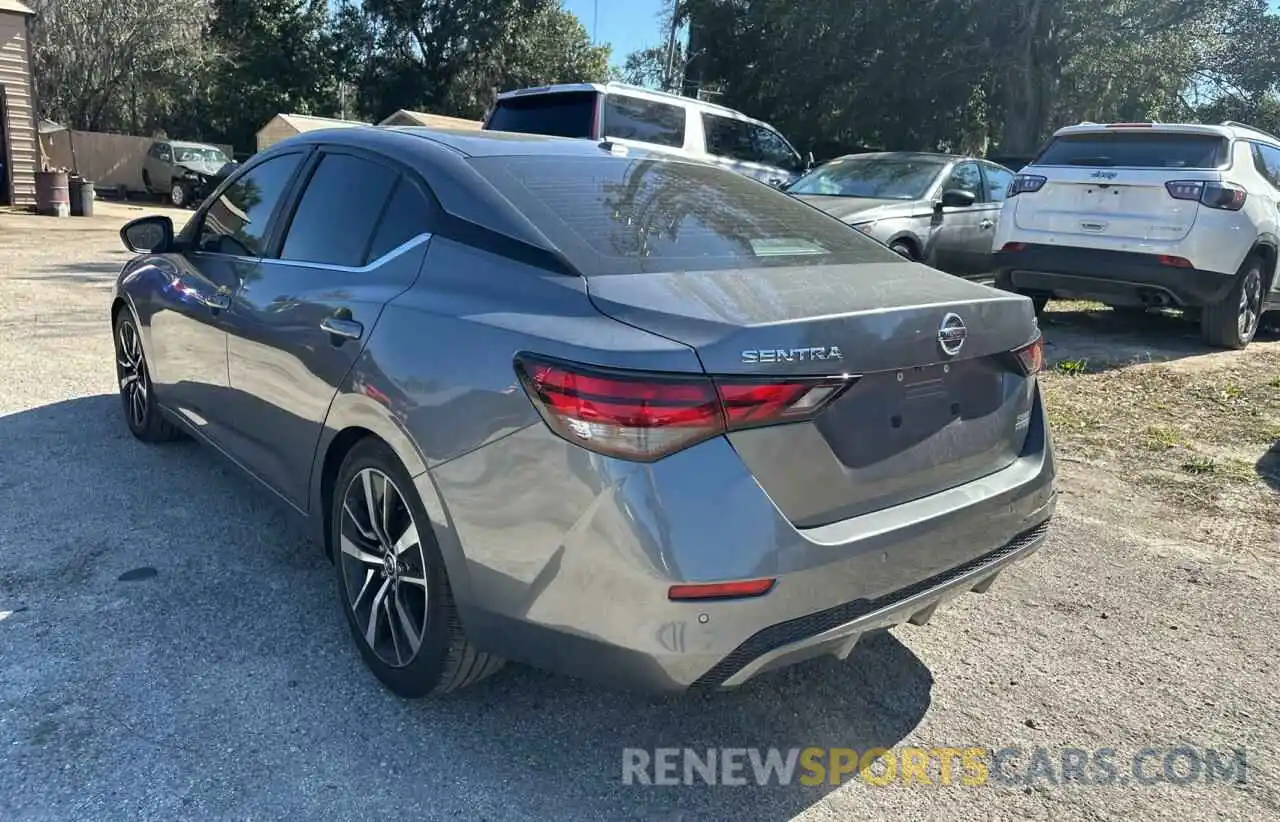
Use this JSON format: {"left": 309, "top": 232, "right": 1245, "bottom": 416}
{"left": 889, "top": 240, "right": 917, "bottom": 261}
{"left": 113, "top": 312, "right": 182, "bottom": 443}
{"left": 332, "top": 438, "right": 503, "bottom": 698}
{"left": 1201, "top": 256, "right": 1264, "bottom": 349}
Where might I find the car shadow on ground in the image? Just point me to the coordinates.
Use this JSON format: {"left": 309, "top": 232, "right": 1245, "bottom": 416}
{"left": 1038, "top": 303, "right": 1280, "bottom": 373}
{"left": 0, "top": 395, "right": 934, "bottom": 820}
{"left": 1258, "top": 441, "right": 1280, "bottom": 491}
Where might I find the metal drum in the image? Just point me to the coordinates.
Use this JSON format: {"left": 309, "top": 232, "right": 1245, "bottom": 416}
{"left": 34, "top": 171, "right": 70, "bottom": 217}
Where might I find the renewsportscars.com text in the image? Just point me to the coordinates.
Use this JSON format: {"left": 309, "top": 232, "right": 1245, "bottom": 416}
{"left": 621, "top": 745, "right": 1249, "bottom": 788}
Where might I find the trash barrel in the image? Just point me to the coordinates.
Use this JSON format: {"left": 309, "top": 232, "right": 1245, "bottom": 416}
{"left": 69, "top": 178, "right": 95, "bottom": 217}
{"left": 34, "top": 171, "right": 70, "bottom": 218}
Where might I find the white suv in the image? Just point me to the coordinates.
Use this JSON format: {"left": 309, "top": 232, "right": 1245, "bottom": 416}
{"left": 484, "top": 82, "right": 809, "bottom": 188}
{"left": 992, "top": 120, "right": 1280, "bottom": 348}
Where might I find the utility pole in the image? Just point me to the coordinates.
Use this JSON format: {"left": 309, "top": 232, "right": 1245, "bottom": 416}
{"left": 593, "top": 0, "right": 599, "bottom": 43}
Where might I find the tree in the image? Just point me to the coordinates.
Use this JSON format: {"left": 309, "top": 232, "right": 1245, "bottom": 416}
{"left": 26, "top": 0, "right": 215, "bottom": 132}
{"left": 340, "top": 0, "right": 610, "bottom": 122}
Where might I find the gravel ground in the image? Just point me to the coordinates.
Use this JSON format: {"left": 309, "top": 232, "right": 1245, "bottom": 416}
{"left": 1, "top": 204, "right": 1277, "bottom": 821}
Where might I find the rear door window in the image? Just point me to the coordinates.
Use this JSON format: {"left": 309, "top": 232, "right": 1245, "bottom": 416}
{"left": 468, "top": 155, "right": 903, "bottom": 276}
{"left": 1034, "top": 132, "right": 1228, "bottom": 169}
{"left": 279, "top": 153, "right": 399, "bottom": 267}
{"left": 982, "top": 164, "right": 1015, "bottom": 203}
{"left": 702, "top": 113, "right": 800, "bottom": 170}
{"left": 486, "top": 91, "right": 598, "bottom": 139}
{"left": 601, "top": 94, "right": 687, "bottom": 148}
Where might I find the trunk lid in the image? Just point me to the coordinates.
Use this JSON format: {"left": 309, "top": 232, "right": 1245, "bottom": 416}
{"left": 585, "top": 262, "right": 1041, "bottom": 527}
{"left": 1015, "top": 127, "right": 1229, "bottom": 242}
{"left": 1012, "top": 166, "right": 1212, "bottom": 241}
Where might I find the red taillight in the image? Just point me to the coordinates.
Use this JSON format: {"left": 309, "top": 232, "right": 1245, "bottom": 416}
{"left": 669, "top": 578, "right": 776, "bottom": 601}
{"left": 1157, "top": 254, "right": 1194, "bottom": 268}
{"left": 1165, "top": 180, "right": 1247, "bottom": 211}
{"left": 1013, "top": 334, "right": 1044, "bottom": 375}
{"left": 1007, "top": 174, "right": 1047, "bottom": 197}
{"left": 1001, "top": 242, "right": 1028, "bottom": 252}
{"left": 514, "top": 355, "right": 853, "bottom": 461}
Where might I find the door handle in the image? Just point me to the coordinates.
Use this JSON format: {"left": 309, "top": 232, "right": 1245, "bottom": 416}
{"left": 200, "top": 292, "right": 231, "bottom": 310}
{"left": 320, "top": 316, "right": 363, "bottom": 341}
{"left": 979, "top": 219, "right": 995, "bottom": 230}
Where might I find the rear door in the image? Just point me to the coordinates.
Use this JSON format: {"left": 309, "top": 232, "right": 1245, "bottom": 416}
{"left": 1013, "top": 128, "right": 1228, "bottom": 241}
{"left": 222, "top": 148, "right": 435, "bottom": 508}
{"left": 471, "top": 154, "right": 1042, "bottom": 528}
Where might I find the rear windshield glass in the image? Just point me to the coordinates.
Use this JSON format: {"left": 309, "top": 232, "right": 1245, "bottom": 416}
{"left": 469, "top": 155, "right": 903, "bottom": 275}
{"left": 486, "top": 91, "right": 597, "bottom": 139}
{"left": 1035, "top": 132, "right": 1227, "bottom": 169}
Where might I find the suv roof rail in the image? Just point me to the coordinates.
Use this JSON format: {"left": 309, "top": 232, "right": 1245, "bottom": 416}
{"left": 1220, "top": 120, "right": 1280, "bottom": 143}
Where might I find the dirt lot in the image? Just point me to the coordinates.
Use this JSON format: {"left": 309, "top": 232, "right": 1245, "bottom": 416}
{"left": 0, "top": 205, "right": 1277, "bottom": 821}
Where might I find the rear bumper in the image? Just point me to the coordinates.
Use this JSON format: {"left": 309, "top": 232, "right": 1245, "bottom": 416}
{"left": 994, "top": 244, "right": 1236, "bottom": 307}
{"left": 429, "top": 385, "right": 1057, "bottom": 692}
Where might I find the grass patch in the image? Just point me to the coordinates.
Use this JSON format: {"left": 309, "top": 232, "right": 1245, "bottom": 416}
{"left": 1040, "top": 347, "right": 1280, "bottom": 552}
{"left": 1055, "top": 358, "right": 1090, "bottom": 376}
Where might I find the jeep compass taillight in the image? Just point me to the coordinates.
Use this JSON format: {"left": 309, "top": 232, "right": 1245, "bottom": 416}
{"left": 1007, "top": 174, "right": 1047, "bottom": 197}
{"left": 1164, "top": 180, "right": 1247, "bottom": 211}
{"left": 514, "top": 355, "right": 854, "bottom": 461}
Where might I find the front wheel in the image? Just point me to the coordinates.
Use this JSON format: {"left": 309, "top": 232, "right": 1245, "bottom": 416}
{"left": 332, "top": 439, "right": 503, "bottom": 698}
{"left": 889, "top": 241, "right": 917, "bottom": 261}
{"left": 1201, "top": 257, "right": 1264, "bottom": 349}
{"left": 113, "top": 313, "right": 182, "bottom": 442}
{"left": 169, "top": 181, "right": 189, "bottom": 208}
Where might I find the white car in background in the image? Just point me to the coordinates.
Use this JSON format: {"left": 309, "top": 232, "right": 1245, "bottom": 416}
{"left": 483, "top": 82, "right": 810, "bottom": 188}
{"left": 993, "top": 120, "right": 1280, "bottom": 348}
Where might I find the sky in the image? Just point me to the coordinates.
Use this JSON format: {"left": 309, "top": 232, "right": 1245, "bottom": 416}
{"left": 562, "top": 0, "right": 668, "bottom": 65}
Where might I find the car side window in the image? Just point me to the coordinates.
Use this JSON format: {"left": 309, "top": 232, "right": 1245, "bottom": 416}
{"left": 156, "top": 144, "right": 172, "bottom": 163}
{"left": 983, "top": 164, "right": 1015, "bottom": 203}
{"left": 1252, "top": 142, "right": 1280, "bottom": 189}
{"left": 366, "top": 178, "right": 434, "bottom": 262}
{"left": 750, "top": 124, "right": 801, "bottom": 171}
{"left": 196, "top": 152, "right": 303, "bottom": 257}
{"left": 602, "top": 94, "right": 687, "bottom": 149}
{"left": 943, "top": 161, "right": 984, "bottom": 202}
{"left": 702, "top": 114, "right": 756, "bottom": 164}
{"left": 278, "top": 153, "right": 399, "bottom": 268}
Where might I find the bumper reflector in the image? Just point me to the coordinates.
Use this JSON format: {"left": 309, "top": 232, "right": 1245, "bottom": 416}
{"left": 668, "top": 578, "right": 776, "bottom": 601}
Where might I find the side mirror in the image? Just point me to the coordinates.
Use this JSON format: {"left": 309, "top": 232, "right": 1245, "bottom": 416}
{"left": 121, "top": 215, "right": 175, "bottom": 254}
{"left": 939, "top": 189, "right": 977, "bottom": 209}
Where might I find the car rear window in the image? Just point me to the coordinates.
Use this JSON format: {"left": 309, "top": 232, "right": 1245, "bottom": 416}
{"left": 468, "top": 155, "right": 903, "bottom": 275}
{"left": 486, "top": 91, "right": 597, "bottom": 139}
{"left": 1034, "top": 131, "right": 1228, "bottom": 169}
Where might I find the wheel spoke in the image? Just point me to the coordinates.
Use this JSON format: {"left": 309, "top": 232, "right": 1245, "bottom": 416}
{"left": 397, "top": 574, "right": 428, "bottom": 589}
{"left": 393, "top": 591, "right": 422, "bottom": 654}
{"left": 351, "top": 568, "right": 376, "bottom": 611}
{"left": 361, "top": 470, "right": 389, "bottom": 546}
{"left": 364, "top": 577, "right": 392, "bottom": 647}
{"left": 384, "top": 596, "right": 404, "bottom": 665}
{"left": 392, "top": 520, "right": 419, "bottom": 556}
{"left": 340, "top": 534, "right": 384, "bottom": 566}
{"left": 380, "top": 478, "right": 397, "bottom": 544}
{"left": 343, "top": 501, "right": 377, "bottom": 542}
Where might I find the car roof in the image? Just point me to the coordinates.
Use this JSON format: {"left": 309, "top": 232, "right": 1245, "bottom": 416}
{"left": 167, "top": 141, "right": 223, "bottom": 149}
{"left": 254, "top": 125, "right": 670, "bottom": 273}
{"left": 828, "top": 151, "right": 964, "bottom": 163}
{"left": 492, "top": 81, "right": 780, "bottom": 129}
{"left": 1050, "top": 120, "right": 1280, "bottom": 147}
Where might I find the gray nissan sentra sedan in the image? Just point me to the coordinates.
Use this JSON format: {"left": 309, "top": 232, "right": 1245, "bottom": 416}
{"left": 110, "top": 126, "right": 1056, "bottom": 697}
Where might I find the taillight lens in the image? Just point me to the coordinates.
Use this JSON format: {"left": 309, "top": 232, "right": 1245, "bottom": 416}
{"left": 1007, "top": 174, "right": 1047, "bottom": 197}
{"left": 515, "top": 355, "right": 853, "bottom": 461}
{"left": 1165, "top": 180, "right": 1247, "bottom": 211}
{"left": 1013, "top": 334, "right": 1045, "bottom": 375}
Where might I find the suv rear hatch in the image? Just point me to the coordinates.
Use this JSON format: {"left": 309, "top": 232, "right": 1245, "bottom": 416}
{"left": 485, "top": 90, "right": 599, "bottom": 139}
{"left": 1014, "top": 128, "right": 1228, "bottom": 241}
{"left": 471, "top": 154, "right": 1043, "bottom": 528}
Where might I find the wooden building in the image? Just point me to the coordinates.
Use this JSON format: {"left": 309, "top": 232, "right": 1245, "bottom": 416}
{"left": 255, "top": 113, "right": 368, "bottom": 153}
{"left": 0, "top": 0, "right": 37, "bottom": 208}
{"left": 378, "top": 110, "right": 483, "bottom": 130}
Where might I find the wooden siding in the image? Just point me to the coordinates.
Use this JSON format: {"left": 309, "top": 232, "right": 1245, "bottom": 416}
{"left": 0, "top": 10, "right": 37, "bottom": 207}
{"left": 255, "top": 114, "right": 368, "bottom": 153}
{"left": 379, "top": 110, "right": 483, "bottom": 130}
